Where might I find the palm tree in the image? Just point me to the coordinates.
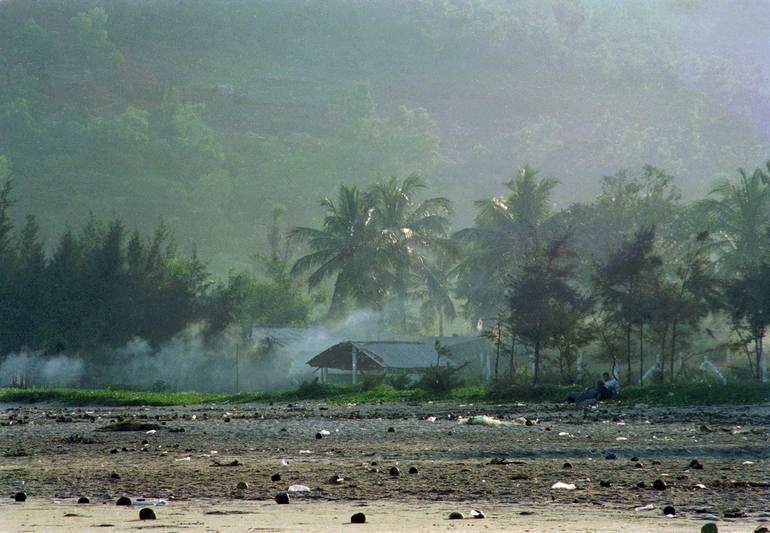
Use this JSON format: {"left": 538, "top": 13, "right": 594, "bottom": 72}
{"left": 368, "top": 174, "right": 452, "bottom": 332}
{"left": 290, "top": 185, "right": 387, "bottom": 317}
{"left": 698, "top": 163, "right": 770, "bottom": 272}
{"left": 415, "top": 251, "right": 456, "bottom": 336}
{"left": 453, "top": 165, "right": 558, "bottom": 323}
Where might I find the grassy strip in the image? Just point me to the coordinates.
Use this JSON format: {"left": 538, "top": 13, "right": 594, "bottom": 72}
{"left": 0, "top": 383, "right": 768, "bottom": 407}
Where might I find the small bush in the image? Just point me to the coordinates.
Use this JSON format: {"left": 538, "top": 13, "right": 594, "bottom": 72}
{"left": 292, "top": 379, "right": 349, "bottom": 399}
{"left": 360, "top": 373, "right": 386, "bottom": 390}
{"left": 385, "top": 373, "right": 413, "bottom": 390}
{"left": 149, "top": 380, "right": 173, "bottom": 392}
{"left": 416, "top": 365, "right": 464, "bottom": 393}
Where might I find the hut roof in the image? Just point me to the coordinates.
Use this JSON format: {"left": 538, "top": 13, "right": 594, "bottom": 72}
{"left": 306, "top": 341, "right": 452, "bottom": 372}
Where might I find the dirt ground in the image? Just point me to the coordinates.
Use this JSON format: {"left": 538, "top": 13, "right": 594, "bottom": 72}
{"left": 0, "top": 400, "right": 768, "bottom": 532}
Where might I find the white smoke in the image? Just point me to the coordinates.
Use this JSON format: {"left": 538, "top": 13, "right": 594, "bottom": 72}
{"left": 0, "top": 309, "right": 402, "bottom": 392}
{"left": 0, "top": 351, "right": 85, "bottom": 387}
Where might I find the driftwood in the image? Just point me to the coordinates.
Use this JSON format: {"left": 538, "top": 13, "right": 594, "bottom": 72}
{"left": 95, "top": 419, "right": 161, "bottom": 432}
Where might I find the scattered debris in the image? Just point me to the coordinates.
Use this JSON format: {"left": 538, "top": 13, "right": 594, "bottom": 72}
{"left": 274, "top": 492, "right": 290, "bottom": 504}
{"left": 116, "top": 496, "right": 132, "bottom": 506}
{"left": 448, "top": 511, "right": 464, "bottom": 520}
{"left": 287, "top": 484, "right": 310, "bottom": 492}
{"left": 64, "top": 434, "right": 94, "bottom": 444}
{"left": 470, "top": 509, "right": 485, "bottom": 519}
{"left": 653, "top": 479, "right": 667, "bottom": 491}
{"left": 236, "top": 481, "right": 248, "bottom": 490}
{"left": 351, "top": 512, "right": 366, "bottom": 524}
{"left": 488, "top": 457, "right": 524, "bottom": 465}
{"left": 96, "top": 420, "right": 161, "bottom": 432}
{"left": 690, "top": 459, "right": 704, "bottom": 470}
{"left": 387, "top": 427, "right": 395, "bottom": 432}
{"left": 563, "top": 462, "right": 573, "bottom": 469}
{"left": 13, "top": 492, "right": 26, "bottom": 502}
{"left": 634, "top": 504, "right": 654, "bottom": 512}
{"left": 77, "top": 496, "right": 90, "bottom": 504}
{"left": 271, "top": 473, "right": 281, "bottom": 482}
{"left": 211, "top": 459, "right": 241, "bottom": 467}
{"left": 408, "top": 466, "right": 419, "bottom": 474}
{"left": 389, "top": 466, "right": 401, "bottom": 477}
{"left": 551, "top": 482, "right": 576, "bottom": 490}
{"left": 460, "top": 415, "right": 504, "bottom": 426}
{"left": 700, "top": 523, "right": 718, "bottom": 533}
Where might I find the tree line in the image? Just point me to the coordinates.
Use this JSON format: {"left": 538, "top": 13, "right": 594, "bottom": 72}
{"left": 0, "top": 168, "right": 309, "bottom": 358}
{"left": 1, "top": 159, "right": 768, "bottom": 386}
{"left": 291, "top": 163, "right": 770, "bottom": 384}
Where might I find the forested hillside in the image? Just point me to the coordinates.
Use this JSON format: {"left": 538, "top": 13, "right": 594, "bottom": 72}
{"left": 0, "top": 0, "right": 769, "bottom": 271}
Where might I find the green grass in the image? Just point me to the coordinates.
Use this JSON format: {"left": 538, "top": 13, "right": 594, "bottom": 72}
{"left": 0, "top": 383, "right": 768, "bottom": 407}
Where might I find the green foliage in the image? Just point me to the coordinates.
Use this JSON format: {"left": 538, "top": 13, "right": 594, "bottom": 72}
{"left": 697, "top": 164, "right": 770, "bottom": 273}
{"left": 594, "top": 226, "right": 664, "bottom": 384}
{"left": 0, "top": 1, "right": 766, "bottom": 275}
{"left": 454, "top": 165, "right": 558, "bottom": 321}
{"left": 724, "top": 263, "right": 770, "bottom": 381}
{"left": 415, "top": 365, "right": 465, "bottom": 394}
{"left": 2, "top": 383, "right": 767, "bottom": 407}
{"left": 508, "top": 233, "right": 591, "bottom": 384}
{"left": 68, "top": 7, "right": 122, "bottom": 70}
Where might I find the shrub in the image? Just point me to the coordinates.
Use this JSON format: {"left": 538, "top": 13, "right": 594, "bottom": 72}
{"left": 416, "top": 365, "right": 464, "bottom": 394}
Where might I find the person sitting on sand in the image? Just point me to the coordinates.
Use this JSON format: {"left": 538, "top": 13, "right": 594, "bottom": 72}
{"left": 596, "top": 372, "right": 619, "bottom": 400}
{"left": 565, "top": 372, "right": 619, "bottom": 403}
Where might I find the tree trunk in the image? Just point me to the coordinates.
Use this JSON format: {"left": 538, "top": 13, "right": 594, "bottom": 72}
{"left": 533, "top": 341, "right": 541, "bottom": 384}
{"left": 494, "top": 323, "right": 501, "bottom": 383}
{"left": 756, "top": 332, "right": 762, "bottom": 383}
{"left": 626, "top": 325, "right": 632, "bottom": 384}
{"left": 670, "top": 321, "right": 677, "bottom": 384}
{"left": 659, "top": 327, "right": 667, "bottom": 384}
{"left": 438, "top": 310, "right": 444, "bottom": 337}
{"left": 639, "top": 322, "right": 644, "bottom": 386}
{"left": 510, "top": 335, "right": 516, "bottom": 381}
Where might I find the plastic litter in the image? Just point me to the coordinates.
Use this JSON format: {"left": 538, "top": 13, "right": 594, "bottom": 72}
{"left": 287, "top": 484, "right": 311, "bottom": 492}
{"left": 460, "top": 415, "right": 504, "bottom": 427}
{"left": 131, "top": 498, "right": 168, "bottom": 506}
{"left": 319, "top": 430, "right": 331, "bottom": 436}
{"left": 551, "top": 482, "right": 576, "bottom": 490}
{"left": 635, "top": 504, "right": 655, "bottom": 512}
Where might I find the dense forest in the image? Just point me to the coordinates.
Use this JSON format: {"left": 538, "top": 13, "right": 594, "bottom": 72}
{"left": 0, "top": 0, "right": 769, "bottom": 271}
{"left": 0, "top": 1, "right": 769, "bottom": 387}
